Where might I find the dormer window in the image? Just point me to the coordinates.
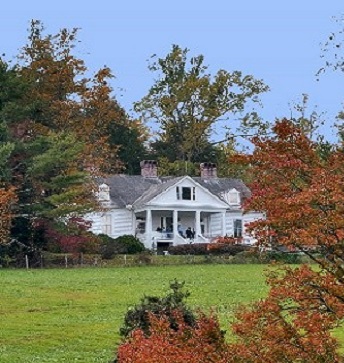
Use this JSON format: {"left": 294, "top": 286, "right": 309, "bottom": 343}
{"left": 98, "top": 183, "right": 110, "bottom": 201}
{"left": 176, "top": 186, "right": 196, "bottom": 201}
{"left": 222, "top": 188, "right": 240, "bottom": 205}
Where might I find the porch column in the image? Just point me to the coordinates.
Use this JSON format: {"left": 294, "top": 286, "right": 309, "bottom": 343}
{"left": 146, "top": 209, "right": 152, "bottom": 248}
{"left": 195, "top": 210, "right": 201, "bottom": 240}
{"left": 173, "top": 210, "right": 178, "bottom": 240}
{"left": 221, "top": 211, "right": 227, "bottom": 236}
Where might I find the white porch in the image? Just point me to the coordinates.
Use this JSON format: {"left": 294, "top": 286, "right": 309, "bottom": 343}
{"left": 135, "top": 208, "right": 228, "bottom": 250}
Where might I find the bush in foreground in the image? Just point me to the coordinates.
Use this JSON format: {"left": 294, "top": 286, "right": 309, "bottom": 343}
{"left": 116, "top": 311, "right": 229, "bottom": 363}
{"left": 116, "top": 275, "right": 343, "bottom": 363}
{"left": 119, "top": 280, "right": 196, "bottom": 338}
{"left": 100, "top": 234, "right": 145, "bottom": 259}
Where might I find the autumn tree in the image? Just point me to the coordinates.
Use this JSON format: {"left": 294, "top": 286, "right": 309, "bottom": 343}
{"left": 230, "top": 265, "right": 343, "bottom": 363}
{"left": 0, "top": 21, "right": 130, "bottom": 263}
{"left": 134, "top": 44, "right": 268, "bottom": 164}
{"left": 228, "top": 119, "right": 344, "bottom": 362}
{"left": 16, "top": 20, "right": 123, "bottom": 174}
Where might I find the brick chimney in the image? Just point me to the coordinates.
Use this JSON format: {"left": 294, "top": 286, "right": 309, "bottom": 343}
{"left": 140, "top": 160, "right": 158, "bottom": 178}
{"left": 200, "top": 162, "right": 217, "bottom": 178}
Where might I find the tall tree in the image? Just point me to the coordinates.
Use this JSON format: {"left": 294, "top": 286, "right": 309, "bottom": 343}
{"left": 107, "top": 103, "right": 150, "bottom": 175}
{"left": 0, "top": 21, "right": 127, "bottom": 261}
{"left": 229, "top": 119, "right": 344, "bottom": 362}
{"left": 134, "top": 44, "right": 268, "bottom": 163}
{"left": 17, "top": 20, "right": 122, "bottom": 174}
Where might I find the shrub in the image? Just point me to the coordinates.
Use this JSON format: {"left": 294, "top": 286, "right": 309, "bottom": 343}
{"left": 116, "top": 235, "right": 145, "bottom": 254}
{"left": 116, "top": 311, "right": 229, "bottom": 363}
{"left": 168, "top": 243, "right": 209, "bottom": 255}
{"left": 99, "top": 234, "right": 127, "bottom": 259}
{"left": 168, "top": 243, "right": 251, "bottom": 256}
{"left": 207, "top": 243, "right": 251, "bottom": 255}
{"left": 99, "top": 234, "right": 145, "bottom": 259}
{"left": 119, "top": 280, "right": 196, "bottom": 338}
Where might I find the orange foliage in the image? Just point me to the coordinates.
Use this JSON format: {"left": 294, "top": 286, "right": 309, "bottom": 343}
{"left": 228, "top": 118, "right": 344, "bottom": 361}
{"left": 231, "top": 265, "right": 343, "bottom": 363}
{"left": 116, "top": 310, "right": 230, "bottom": 363}
{"left": 18, "top": 20, "right": 122, "bottom": 175}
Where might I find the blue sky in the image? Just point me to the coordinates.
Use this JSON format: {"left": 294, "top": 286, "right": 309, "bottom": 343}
{"left": 1, "top": 1, "right": 344, "bottom": 143}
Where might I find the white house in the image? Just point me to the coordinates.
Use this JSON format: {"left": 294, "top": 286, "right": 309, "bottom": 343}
{"left": 87, "top": 161, "right": 263, "bottom": 252}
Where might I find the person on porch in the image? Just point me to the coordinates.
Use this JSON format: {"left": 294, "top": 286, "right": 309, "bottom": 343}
{"left": 185, "top": 227, "right": 193, "bottom": 240}
{"left": 178, "top": 223, "right": 185, "bottom": 238}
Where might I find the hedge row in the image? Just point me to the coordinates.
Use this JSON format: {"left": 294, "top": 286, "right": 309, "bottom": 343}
{"left": 168, "top": 243, "right": 251, "bottom": 256}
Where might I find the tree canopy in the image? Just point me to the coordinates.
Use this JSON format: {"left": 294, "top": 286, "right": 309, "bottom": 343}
{"left": 0, "top": 20, "right": 146, "bottom": 262}
{"left": 134, "top": 44, "right": 268, "bottom": 164}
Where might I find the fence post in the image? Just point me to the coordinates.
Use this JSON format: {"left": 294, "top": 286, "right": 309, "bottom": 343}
{"left": 65, "top": 254, "right": 68, "bottom": 268}
{"left": 25, "top": 255, "right": 29, "bottom": 269}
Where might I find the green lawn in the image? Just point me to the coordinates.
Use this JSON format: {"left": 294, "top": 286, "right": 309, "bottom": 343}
{"left": 0, "top": 265, "right": 269, "bottom": 363}
{"left": 1, "top": 264, "right": 343, "bottom": 362}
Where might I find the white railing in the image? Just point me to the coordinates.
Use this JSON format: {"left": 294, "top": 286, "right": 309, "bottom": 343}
{"left": 196, "top": 234, "right": 209, "bottom": 243}
{"left": 152, "top": 231, "right": 174, "bottom": 240}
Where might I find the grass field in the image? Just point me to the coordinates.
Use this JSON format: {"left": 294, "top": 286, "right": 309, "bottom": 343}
{"left": 0, "top": 264, "right": 343, "bottom": 362}
{"left": 0, "top": 264, "right": 269, "bottom": 363}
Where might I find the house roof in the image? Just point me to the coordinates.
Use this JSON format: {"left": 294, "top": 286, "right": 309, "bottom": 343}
{"left": 133, "top": 176, "right": 185, "bottom": 208}
{"left": 194, "top": 177, "right": 251, "bottom": 201}
{"left": 99, "top": 174, "right": 251, "bottom": 209}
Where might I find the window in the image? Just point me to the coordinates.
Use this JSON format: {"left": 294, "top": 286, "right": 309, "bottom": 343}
{"left": 176, "top": 187, "right": 180, "bottom": 200}
{"left": 222, "top": 189, "right": 240, "bottom": 205}
{"left": 182, "top": 187, "right": 191, "bottom": 200}
{"left": 233, "top": 219, "right": 243, "bottom": 238}
{"left": 176, "top": 187, "right": 196, "bottom": 200}
{"left": 98, "top": 183, "right": 110, "bottom": 201}
{"left": 136, "top": 219, "right": 146, "bottom": 234}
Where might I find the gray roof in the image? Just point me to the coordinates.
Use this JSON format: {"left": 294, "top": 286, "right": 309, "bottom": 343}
{"left": 194, "top": 177, "right": 251, "bottom": 201}
{"left": 133, "top": 176, "right": 185, "bottom": 208}
{"left": 99, "top": 174, "right": 251, "bottom": 209}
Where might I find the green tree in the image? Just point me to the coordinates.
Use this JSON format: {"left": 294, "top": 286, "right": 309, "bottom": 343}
{"left": 134, "top": 44, "right": 268, "bottom": 163}
{"left": 107, "top": 103, "right": 150, "bottom": 175}
{"left": 0, "top": 21, "right": 127, "bottom": 262}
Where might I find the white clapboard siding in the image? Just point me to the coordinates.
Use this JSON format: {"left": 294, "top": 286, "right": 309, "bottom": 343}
{"left": 85, "top": 212, "right": 103, "bottom": 235}
{"left": 110, "top": 209, "right": 134, "bottom": 238}
{"left": 209, "top": 213, "right": 222, "bottom": 237}
{"left": 225, "top": 213, "right": 234, "bottom": 236}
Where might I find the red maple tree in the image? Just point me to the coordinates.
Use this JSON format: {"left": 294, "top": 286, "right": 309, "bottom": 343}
{"left": 229, "top": 119, "right": 344, "bottom": 362}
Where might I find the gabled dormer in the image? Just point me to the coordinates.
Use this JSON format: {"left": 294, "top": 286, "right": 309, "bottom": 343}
{"left": 98, "top": 183, "right": 110, "bottom": 201}
{"left": 221, "top": 188, "right": 241, "bottom": 206}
